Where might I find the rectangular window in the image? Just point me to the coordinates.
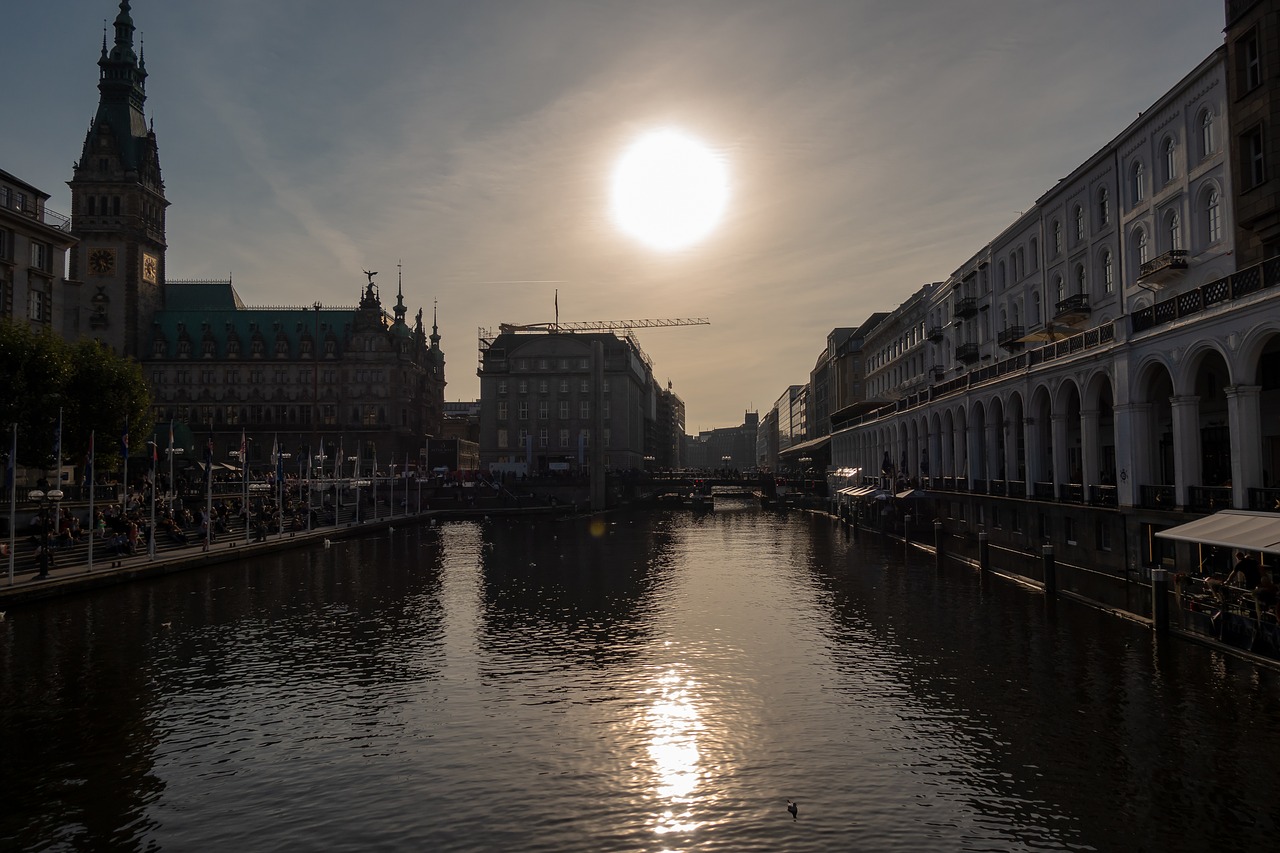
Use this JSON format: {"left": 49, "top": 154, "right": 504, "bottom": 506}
{"left": 580, "top": 401, "right": 589, "bottom": 419}
{"left": 497, "top": 429, "right": 509, "bottom": 449}
{"left": 518, "top": 401, "right": 528, "bottom": 420}
{"left": 1242, "top": 30, "right": 1263, "bottom": 91}
{"left": 1244, "top": 126, "right": 1266, "bottom": 188}
{"left": 539, "top": 428, "right": 548, "bottom": 448}
{"left": 559, "top": 379, "right": 569, "bottom": 394}
{"left": 497, "top": 401, "right": 508, "bottom": 420}
{"left": 1064, "top": 516, "right": 1076, "bottom": 545}
{"left": 603, "top": 400, "right": 610, "bottom": 419}
{"left": 559, "top": 401, "right": 569, "bottom": 419}
{"left": 578, "top": 359, "right": 589, "bottom": 369}
{"left": 559, "top": 428, "right": 569, "bottom": 448}
{"left": 27, "top": 290, "right": 46, "bottom": 322}
{"left": 539, "top": 380, "right": 548, "bottom": 394}
{"left": 538, "top": 400, "right": 548, "bottom": 419}
{"left": 580, "top": 380, "right": 589, "bottom": 393}
{"left": 518, "top": 380, "right": 528, "bottom": 394}
{"left": 322, "top": 404, "right": 337, "bottom": 425}
{"left": 538, "top": 359, "right": 548, "bottom": 370}
{"left": 497, "top": 380, "right": 507, "bottom": 395}
{"left": 0, "top": 228, "right": 9, "bottom": 259}
{"left": 1038, "top": 512, "right": 1049, "bottom": 540}
{"left": 518, "top": 428, "right": 528, "bottom": 447}
{"left": 603, "top": 428, "right": 611, "bottom": 448}
{"left": 1097, "top": 520, "right": 1112, "bottom": 552}
{"left": 30, "top": 242, "right": 49, "bottom": 271}
{"left": 603, "top": 380, "right": 610, "bottom": 394}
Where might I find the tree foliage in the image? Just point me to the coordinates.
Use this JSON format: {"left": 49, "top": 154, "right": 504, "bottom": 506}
{"left": 0, "top": 320, "right": 153, "bottom": 470}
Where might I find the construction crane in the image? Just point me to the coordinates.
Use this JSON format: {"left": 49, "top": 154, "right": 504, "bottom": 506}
{"left": 478, "top": 317, "right": 709, "bottom": 372}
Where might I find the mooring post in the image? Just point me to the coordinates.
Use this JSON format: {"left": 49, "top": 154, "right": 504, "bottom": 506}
{"left": 978, "top": 529, "right": 989, "bottom": 572}
{"left": 1151, "top": 568, "right": 1169, "bottom": 634}
{"left": 1041, "top": 544, "right": 1056, "bottom": 595}
{"left": 934, "top": 519, "right": 944, "bottom": 570}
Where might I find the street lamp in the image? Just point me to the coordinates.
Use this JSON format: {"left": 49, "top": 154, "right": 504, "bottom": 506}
{"left": 27, "top": 486, "right": 63, "bottom": 579}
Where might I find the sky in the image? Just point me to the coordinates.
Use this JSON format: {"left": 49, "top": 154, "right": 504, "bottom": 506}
{"left": 4, "top": 0, "right": 1227, "bottom": 431}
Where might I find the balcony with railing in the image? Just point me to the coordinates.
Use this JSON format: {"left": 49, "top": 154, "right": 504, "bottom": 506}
{"left": 1188, "top": 485, "right": 1233, "bottom": 512}
{"left": 1, "top": 193, "right": 72, "bottom": 233}
{"left": 997, "top": 325, "right": 1025, "bottom": 351}
{"left": 954, "top": 296, "right": 979, "bottom": 318}
{"left": 930, "top": 364, "right": 947, "bottom": 380}
{"left": 1132, "top": 256, "right": 1280, "bottom": 334}
{"left": 927, "top": 324, "right": 944, "bottom": 342}
{"left": 1139, "top": 484, "right": 1175, "bottom": 509}
{"left": 1138, "top": 249, "right": 1188, "bottom": 284}
{"left": 1249, "top": 487, "right": 1280, "bottom": 512}
{"left": 1053, "top": 293, "right": 1090, "bottom": 324}
{"left": 1089, "top": 485, "right": 1118, "bottom": 507}
{"left": 955, "top": 342, "right": 980, "bottom": 363}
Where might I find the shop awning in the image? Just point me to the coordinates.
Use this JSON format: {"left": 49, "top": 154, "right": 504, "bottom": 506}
{"left": 1154, "top": 510, "right": 1280, "bottom": 555}
{"left": 837, "top": 487, "right": 859, "bottom": 496}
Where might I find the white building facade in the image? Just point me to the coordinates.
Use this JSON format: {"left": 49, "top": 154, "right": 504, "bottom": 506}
{"left": 830, "top": 48, "right": 1264, "bottom": 571}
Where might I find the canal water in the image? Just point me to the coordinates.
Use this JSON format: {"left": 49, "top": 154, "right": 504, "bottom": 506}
{"left": 3, "top": 504, "right": 1279, "bottom": 851}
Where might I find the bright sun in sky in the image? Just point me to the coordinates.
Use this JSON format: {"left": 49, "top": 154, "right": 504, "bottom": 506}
{"left": 610, "top": 129, "right": 730, "bottom": 251}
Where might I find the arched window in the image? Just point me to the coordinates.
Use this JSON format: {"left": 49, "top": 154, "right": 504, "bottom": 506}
{"left": 1075, "top": 263, "right": 1086, "bottom": 295}
{"left": 1053, "top": 273, "right": 1065, "bottom": 302}
{"left": 1166, "top": 210, "right": 1181, "bottom": 251}
{"left": 1132, "top": 161, "right": 1145, "bottom": 205}
{"left": 1032, "top": 292, "right": 1042, "bottom": 326}
{"left": 1204, "top": 188, "right": 1222, "bottom": 244}
{"left": 1074, "top": 205, "right": 1085, "bottom": 242}
{"left": 1102, "top": 250, "right": 1114, "bottom": 293}
{"left": 1053, "top": 220, "right": 1063, "bottom": 256}
{"left": 1097, "top": 187, "right": 1110, "bottom": 226}
{"left": 1012, "top": 302, "right": 1022, "bottom": 327}
{"left": 1028, "top": 239, "right": 1038, "bottom": 270}
{"left": 1162, "top": 137, "right": 1177, "bottom": 184}
{"left": 1134, "top": 227, "right": 1149, "bottom": 266}
{"left": 1200, "top": 109, "right": 1215, "bottom": 159}
{"left": 997, "top": 260, "right": 1006, "bottom": 290}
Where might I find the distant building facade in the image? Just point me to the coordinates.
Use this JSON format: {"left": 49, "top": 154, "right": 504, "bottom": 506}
{"left": 684, "top": 411, "right": 758, "bottom": 471}
{"left": 477, "top": 328, "right": 655, "bottom": 472}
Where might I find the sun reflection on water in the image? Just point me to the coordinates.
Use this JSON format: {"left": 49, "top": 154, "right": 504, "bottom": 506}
{"left": 644, "top": 668, "right": 706, "bottom": 837}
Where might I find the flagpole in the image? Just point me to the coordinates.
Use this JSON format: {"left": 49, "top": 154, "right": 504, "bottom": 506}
{"left": 7, "top": 423, "right": 16, "bottom": 586}
{"left": 87, "top": 431, "right": 95, "bottom": 573}
{"left": 120, "top": 414, "right": 128, "bottom": 513}
{"left": 243, "top": 429, "right": 250, "bottom": 545}
{"left": 148, "top": 438, "right": 156, "bottom": 560}
{"left": 167, "top": 419, "right": 174, "bottom": 517}
{"left": 204, "top": 436, "right": 213, "bottom": 551}
{"left": 55, "top": 407, "right": 63, "bottom": 493}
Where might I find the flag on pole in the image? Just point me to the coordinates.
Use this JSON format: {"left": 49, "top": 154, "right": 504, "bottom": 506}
{"left": 169, "top": 419, "right": 175, "bottom": 451}
{"left": 52, "top": 410, "right": 62, "bottom": 469}
{"left": 554, "top": 288, "right": 559, "bottom": 329}
{"left": 204, "top": 434, "right": 214, "bottom": 480}
{"left": 151, "top": 433, "right": 158, "bottom": 468}
{"left": 240, "top": 429, "right": 247, "bottom": 468}
{"left": 120, "top": 416, "right": 129, "bottom": 461}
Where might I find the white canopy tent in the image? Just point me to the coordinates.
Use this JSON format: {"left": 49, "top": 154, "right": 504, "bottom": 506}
{"left": 1154, "top": 510, "right": 1280, "bottom": 556}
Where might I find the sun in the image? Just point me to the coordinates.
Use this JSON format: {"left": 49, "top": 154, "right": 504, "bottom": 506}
{"left": 610, "top": 128, "right": 730, "bottom": 251}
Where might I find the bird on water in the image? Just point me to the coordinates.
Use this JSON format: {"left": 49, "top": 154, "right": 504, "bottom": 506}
{"left": 787, "top": 800, "right": 798, "bottom": 820}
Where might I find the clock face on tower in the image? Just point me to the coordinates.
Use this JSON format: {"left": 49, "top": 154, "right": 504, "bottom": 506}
{"left": 142, "top": 253, "right": 158, "bottom": 284}
{"left": 88, "top": 247, "right": 116, "bottom": 276}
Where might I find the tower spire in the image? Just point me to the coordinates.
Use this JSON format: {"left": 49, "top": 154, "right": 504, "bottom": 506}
{"left": 430, "top": 299, "right": 441, "bottom": 348}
